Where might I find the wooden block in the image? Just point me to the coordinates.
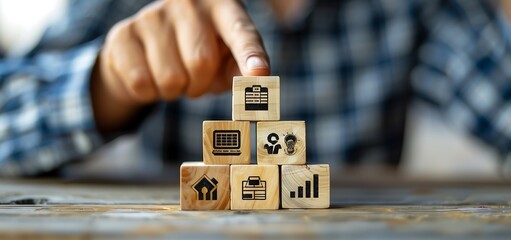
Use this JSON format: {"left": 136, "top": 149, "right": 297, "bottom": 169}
{"left": 232, "top": 76, "right": 280, "bottom": 121}
{"left": 230, "top": 165, "right": 279, "bottom": 210}
{"left": 180, "top": 162, "right": 230, "bottom": 210}
{"left": 203, "top": 121, "right": 250, "bottom": 165}
{"left": 257, "top": 121, "right": 306, "bottom": 165}
{"left": 281, "top": 164, "right": 330, "bottom": 209}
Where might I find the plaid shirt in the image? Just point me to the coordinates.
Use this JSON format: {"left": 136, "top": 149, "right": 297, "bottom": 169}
{"left": 1, "top": 0, "right": 511, "bottom": 176}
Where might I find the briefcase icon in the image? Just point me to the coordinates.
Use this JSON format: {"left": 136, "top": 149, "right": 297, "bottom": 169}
{"left": 242, "top": 176, "right": 266, "bottom": 200}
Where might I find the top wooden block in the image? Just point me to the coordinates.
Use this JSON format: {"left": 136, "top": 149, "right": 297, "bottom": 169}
{"left": 232, "top": 76, "right": 280, "bottom": 121}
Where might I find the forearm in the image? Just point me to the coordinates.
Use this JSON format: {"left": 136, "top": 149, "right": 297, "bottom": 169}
{"left": 90, "top": 53, "right": 150, "bottom": 134}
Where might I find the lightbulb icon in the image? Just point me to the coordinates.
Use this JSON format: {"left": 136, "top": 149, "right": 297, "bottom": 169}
{"left": 284, "top": 132, "right": 298, "bottom": 156}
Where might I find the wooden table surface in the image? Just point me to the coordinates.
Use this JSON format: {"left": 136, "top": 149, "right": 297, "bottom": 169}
{"left": 0, "top": 175, "right": 510, "bottom": 239}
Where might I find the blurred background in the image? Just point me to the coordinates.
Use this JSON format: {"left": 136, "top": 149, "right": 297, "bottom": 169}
{"left": 0, "top": 0, "right": 504, "bottom": 182}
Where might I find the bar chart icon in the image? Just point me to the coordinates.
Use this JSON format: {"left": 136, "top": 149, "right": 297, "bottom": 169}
{"left": 290, "top": 174, "right": 319, "bottom": 199}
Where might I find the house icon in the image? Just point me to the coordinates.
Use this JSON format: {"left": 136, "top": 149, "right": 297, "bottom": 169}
{"left": 192, "top": 175, "right": 218, "bottom": 200}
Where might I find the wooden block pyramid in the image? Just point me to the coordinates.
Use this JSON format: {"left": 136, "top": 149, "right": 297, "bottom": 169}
{"left": 180, "top": 76, "right": 330, "bottom": 210}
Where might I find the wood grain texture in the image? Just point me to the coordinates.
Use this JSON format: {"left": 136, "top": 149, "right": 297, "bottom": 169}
{"left": 1, "top": 179, "right": 511, "bottom": 238}
{"left": 230, "top": 165, "right": 279, "bottom": 210}
{"left": 232, "top": 76, "right": 280, "bottom": 121}
{"left": 180, "top": 162, "right": 230, "bottom": 210}
{"left": 257, "top": 121, "right": 306, "bottom": 165}
{"left": 281, "top": 164, "right": 330, "bottom": 209}
{"left": 203, "top": 121, "right": 250, "bottom": 165}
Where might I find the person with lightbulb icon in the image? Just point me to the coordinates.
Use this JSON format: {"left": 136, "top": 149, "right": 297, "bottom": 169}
{"left": 264, "top": 133, "right": 298, "bottom": 156}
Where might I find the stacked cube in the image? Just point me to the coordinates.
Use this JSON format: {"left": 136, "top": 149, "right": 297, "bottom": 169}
{"left": 180, "top": 76, "right": 330, "bottom": 210}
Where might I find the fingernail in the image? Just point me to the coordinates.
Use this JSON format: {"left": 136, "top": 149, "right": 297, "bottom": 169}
{"left": 246, "top": 56, "right": 268, "bottom": 70}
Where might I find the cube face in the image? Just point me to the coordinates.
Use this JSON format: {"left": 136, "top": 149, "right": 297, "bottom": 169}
{"left": 232, "top": 76, "right": 280, "bottom": 121}
{"left": 230, "top": 165, "right": 279, "bottom": 210}
{"left": 180, "top": 162, "right": 230, "bottom": 210}
{"left": 257, "top": 121, "right": 306, "bottom": 165}
{"left": 281, "top": 164, "right": 330, "bottom": 209}
{"left": 203, "top": 121, "right": 250, "bottom": 165}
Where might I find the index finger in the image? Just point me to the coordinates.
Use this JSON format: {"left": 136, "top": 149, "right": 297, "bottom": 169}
{"left": 208, "top": 0, "right": 270, "bottom": 76}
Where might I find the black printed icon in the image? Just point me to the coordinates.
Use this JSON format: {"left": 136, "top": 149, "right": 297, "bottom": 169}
{"left": 242, "top": 176, "right": 266, "bottom": 200}
{"left": 284, "top": 133, "right": 297, "bottom": 156}
{"left": 212, "top": 130, "right": 241, "bottom": 156}
{"left": 264, "top": 133, "right": 282, "bottom": 154}
{"left": 245, "top": 85, "right": 268, "bottom": 111}
{"left": 290, "top": 174, "right": 319, "bottom": 199}
{"left": 192, "top": 175, "right": 218, "bottom": 200}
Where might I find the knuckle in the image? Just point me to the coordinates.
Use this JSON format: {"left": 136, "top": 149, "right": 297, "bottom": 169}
{"left": 157, "top": 71, "right": 187, "bottom": 99}
{"left": 184, "top": 55, "right": 217, "bottom": 98}
{"left": 126, "top": 68, "right": 155, "bottom": 101}
{"left": 127, "top": 68, "right": 150, "bottom": 85}
{"left": 186, "top": 52, "right": 216, "bottom": 73}
{"left": 231, "top": 19, "right": 256, "bottom": 33}
{"left": 108, "top": 20, "right": 133, "bottom": 43}
{"left": 135, "top": 5, "right": 161, "bottom": 23}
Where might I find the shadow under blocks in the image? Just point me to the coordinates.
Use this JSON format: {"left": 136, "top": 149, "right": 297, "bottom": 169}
{"left": 180, "top": 76, "right": 330, "bottom": 210}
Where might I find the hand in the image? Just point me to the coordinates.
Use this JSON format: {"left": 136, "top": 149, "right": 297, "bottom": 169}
{"left": 91, "top": 0, "right": 269, "bottom": 132}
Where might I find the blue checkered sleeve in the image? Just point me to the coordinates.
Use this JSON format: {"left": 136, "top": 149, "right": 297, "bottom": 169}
{"left": 0, "top": 39, "right": 105, "bottom": 176}
{"left": 413, "top": 0, "right": 511, "bottom": 160}
{"left": 0, "top": 0, "right": 151, "bottom": 176}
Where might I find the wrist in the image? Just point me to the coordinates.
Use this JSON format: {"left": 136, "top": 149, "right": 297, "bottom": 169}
{"left": 90, "top": 54, "right": 147, "bottom": 133}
